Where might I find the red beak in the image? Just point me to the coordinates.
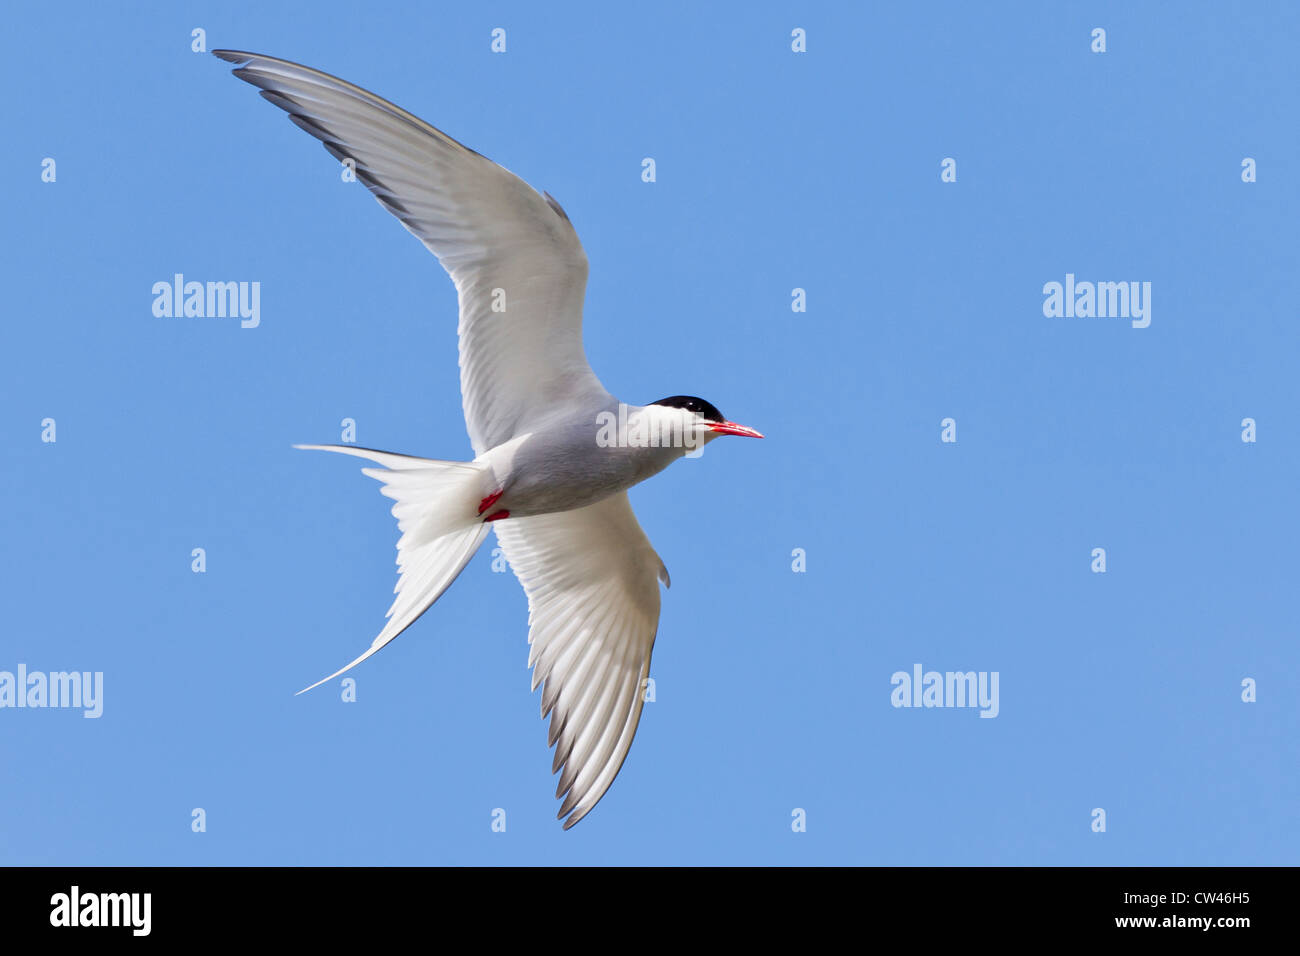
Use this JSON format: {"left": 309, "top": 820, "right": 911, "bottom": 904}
{"left": 709, "top": 421, "right": 765, "bottom": 439}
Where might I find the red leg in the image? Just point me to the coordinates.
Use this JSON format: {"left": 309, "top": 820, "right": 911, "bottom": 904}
{"left": 483, "top": 509, "right": 510, "bottom": 522}
{"left": 477, "top": 489, "right": 504, "bottom": 516}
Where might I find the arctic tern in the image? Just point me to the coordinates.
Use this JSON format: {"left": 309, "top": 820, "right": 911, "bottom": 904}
{"left": 215, "top": 50, "right": 763, "bottom": 828}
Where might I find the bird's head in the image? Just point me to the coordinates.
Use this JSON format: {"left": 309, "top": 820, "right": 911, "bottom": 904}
{"left": 649, "top": 396, "right": 764, "bottom": 447}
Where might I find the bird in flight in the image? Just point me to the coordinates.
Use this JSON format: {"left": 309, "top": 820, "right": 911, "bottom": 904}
{"left": 215, "top": 50, "right": 764, "bottom": 828}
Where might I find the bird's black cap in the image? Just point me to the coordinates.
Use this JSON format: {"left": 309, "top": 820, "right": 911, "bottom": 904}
{"left": 651, "top": 395, "right": 725, "bottom": 422}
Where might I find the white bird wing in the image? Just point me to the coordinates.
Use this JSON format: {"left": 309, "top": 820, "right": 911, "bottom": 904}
{"left": 215, "top": 50, "right": 608, "bottom": 455}
{"left": 492, "top": 493, "right": 670, "bottom": 829}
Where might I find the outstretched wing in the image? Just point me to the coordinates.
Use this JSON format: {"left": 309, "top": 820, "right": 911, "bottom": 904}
{"left": 215, "top": 50, "right": 609, "bottom": 454}
{"left": 492, "top": 493, "right": 669, "bottom": 829}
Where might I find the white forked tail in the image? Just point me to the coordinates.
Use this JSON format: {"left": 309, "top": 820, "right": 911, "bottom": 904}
{"left": 294, "top": 444, "right": 492, "bottom": 695}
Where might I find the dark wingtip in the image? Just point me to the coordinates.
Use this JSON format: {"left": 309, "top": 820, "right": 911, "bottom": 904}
{"left": 212, "top": 49, "right": 251, "bottom": 64}
{"left": 257, "top": 88, "right": 301, "bottom": 112}
{"left": 543, "top": 191, "right": 572, "bottom": 223}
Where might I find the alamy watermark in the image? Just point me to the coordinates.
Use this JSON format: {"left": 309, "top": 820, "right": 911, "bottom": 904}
{"left": 0, "top": 665, "right": 103, "bottom": 718}
{"left": 1043, "top": 273, "right": 1151, "bottom": 328}
{"left": 152, "top": 273, "right": 260, "bottom": 328}
{"left": 891, "top": 663, "right": 999, "bottom": 718}
{"left": 50, "top": 886, "right": 150, "bottom": 936}
{"left": 595, "top": 404, "right": 704, "bottom": 450}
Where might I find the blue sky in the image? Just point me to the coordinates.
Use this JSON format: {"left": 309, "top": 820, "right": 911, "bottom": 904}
{"left": 3, "top": 1, "right": 1296, "bottom": 865}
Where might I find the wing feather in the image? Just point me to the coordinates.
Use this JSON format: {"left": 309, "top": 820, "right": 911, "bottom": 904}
{"left": 215, "top": 50, "right": 609, "bottom": 454}
{"left": 493, "top": 494, "right": 666, "bottom": 829}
